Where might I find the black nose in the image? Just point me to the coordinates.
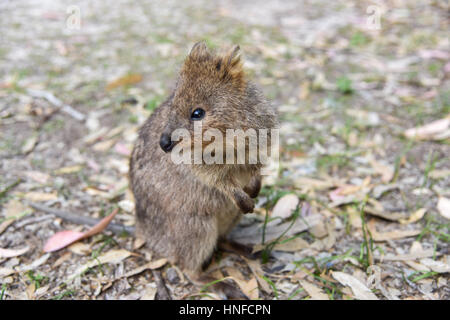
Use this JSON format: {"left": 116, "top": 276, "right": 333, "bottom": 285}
{"left": 159, "top": 133, "right": 175, "bottom": 153}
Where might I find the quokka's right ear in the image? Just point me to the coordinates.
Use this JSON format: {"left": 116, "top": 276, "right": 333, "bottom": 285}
{"left": 189, "top": 41, "right": 209, "bottom": 59}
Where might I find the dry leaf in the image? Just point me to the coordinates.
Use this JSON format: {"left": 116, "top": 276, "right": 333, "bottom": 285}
{"left": 43, "top": 208, "right": 118, "bottom": 252}
{"left": 92, "top": 139, "right": 117, "bottom": 152}
{"left": 252, "top": 237, "right": 309, "bottom": 253}
{"left": 226, "top": 267, "right": 259, "bottom": 300}
{"left": 399, "top": 208, "right": 427, "bottom": 224}
{"left": 22, "top": 136, "right": 38, "bottom": 154}
{"left": 271, "top": 194, "right": 299, "bottom": 220}
{"left": 0, "top": 246, "right": 30, "bottom": 258}
{"left": 370, "top": 159, "right": 394, "bottom": 183}
{"left": 331, "top": 271, "right": 378, "bottom": 300}
{"left": 35, "top": 285, "right": 50, "bottom": 298}
{"left": 120, "top": 259, "right": 167, "bottom": 279}
{"left": 133, "top": 237, "right": 146, "bottom": 250}
{"left": 368, "top": 220, "right": 421, "bottom": 241}
{"left": 23, "top": 171, "right": 50, "bottom": 184}
{"left": 404, "top": 116, "right": 450, "bottom": 141}
{"left": 18, "top": 253, "right": 51, "bottom": 271}
{"left": 0, "top": 199, "right": 30, "bottom": 235}
{"left": 364, "top": 206, "right": 405, "bottom": 222}
{"left": 68, "top": 242, "right": 91, "bottom": 255}
{"left": 299, "top": 81, "right": 310, "bottom": 100}
{"left": 419, "top": 258, "right": 450, "bottom": 273}
{"left": 114, "top": 142, "right": 131, "bottom": 156}
{"left": 299, "top": 280, "right": 329, "bottom": 300}
{"left": 428, "top": 169, "right": 450, "bottom": 179}
{"left": 84, "top": 186, "right": 111, "bottom": 198}
{"left": 229, "top": 214, "right": 321, "bottom": 245}
{"left": 244, "top": 258, "right": 272, "bottom": 294}
{"left": 437, "top": 197, "right": 450, "bottom": 219}
{"left": 377, "top": 250, "right": 437, "bottom": 261}
{"left": 294, "top": 177, "right": 337, "bottom": 191}
{"left": 23, "top": 191, "right": 58, "bottom": 202}
{"left": 0, "top": 267, "right": 16, "bottom": 277}
{"left": 53, "top": 251, "right": 72, "bottom": 268}
{"left": 69, "top": 249, "right": 131, "bottom": 280}
{"left": 140, "top": 285, "right": 157, "bottom": 300}
{"left": 404, "top": 260, "right": 430, "bottom": 272}
{"left": 26, "top": 282, "right": 36, "bottom": 299}
{"left": 54, "top": 165, "right": 83, "bottom": 175}
{"left": 106, "top": 74, "right": 143, "bottom": 90}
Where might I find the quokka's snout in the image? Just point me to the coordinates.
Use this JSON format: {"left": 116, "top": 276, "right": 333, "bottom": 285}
{"left": 159, "top": 132, "right": 175, "bottom": 153}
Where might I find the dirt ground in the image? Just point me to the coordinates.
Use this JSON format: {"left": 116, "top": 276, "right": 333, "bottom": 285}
{"left": 0, "top": 0, "right": 449, "bottom": 300}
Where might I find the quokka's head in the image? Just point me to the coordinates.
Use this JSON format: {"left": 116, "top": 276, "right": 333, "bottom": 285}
{"left": 158, "top": 41, "right": 271, "bottom": 155}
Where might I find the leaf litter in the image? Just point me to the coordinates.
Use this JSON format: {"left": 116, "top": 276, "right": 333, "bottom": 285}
{"left": 0, "top": 0, "right": 449, "bottom": 300}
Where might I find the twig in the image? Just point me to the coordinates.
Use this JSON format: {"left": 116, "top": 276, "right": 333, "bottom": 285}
{"left": 28, "top": 202, "right": 135, "bottom": 235}
{"left": 0, "top": 179, "right": 22, "bottom": 199}
{"left": 27, "top": 88, "right": 86, "bottom": 121}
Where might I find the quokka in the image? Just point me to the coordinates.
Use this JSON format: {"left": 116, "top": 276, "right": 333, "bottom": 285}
{"left": 129, "top": 41, "right": 278, "bottom": 294}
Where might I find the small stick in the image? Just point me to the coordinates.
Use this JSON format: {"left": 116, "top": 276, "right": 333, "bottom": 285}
{"left": 0, "top": 179, "right": 22, "bottom": 199}
{"left": 27, "top": 88, "right": 86, "bottom": 121}
{"left": 28, "top": 202, "right": 135, "bottom": 235}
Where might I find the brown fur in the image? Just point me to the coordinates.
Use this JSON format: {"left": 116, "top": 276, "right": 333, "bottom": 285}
{"left": 129, "top": 42, "right": 277, "bottom": 289}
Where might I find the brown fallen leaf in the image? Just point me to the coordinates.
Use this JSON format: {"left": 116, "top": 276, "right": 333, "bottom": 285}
{"left": 252, "top": 237, "right": 309, "bottom": 253}
{"left": 404, "top": 116, "right": 450, "bottom": 141}
{"left": 399, "top": 208, "right": 427, "bottom": 224}
{"left": 376, "top": 250, "right": 438, "bottom": 261}
{"left": 244, "top": 258, "right": 272, "bottom": 294}
{"left": 0, "top": 267, "right": 16, "bottom": 277}
{"left": 428, "top": 169, "right": 450, "bottom": 179}
{"left": 437, "top": 197, "right": 450, "bottom": 219}
{"left": 43, "top": 208, "right": 118, "bottom": 252}
{"left": 331, "top": 271, "right": 378, "bottom": 300}
{"left": 0, "top": 246, "right": 30, "bottom": 258}
{"left": 271, "top": 194, "right": 299, "bottom": 220}
{"left": 68, "top": 242, "right": 91, "bottom": 255}
{"left": 106, "top": 74, "right": 143, "bottom": 90}
{"left": 120, "top": 259, "right": 168, "bottom": 279}
{"left": 369, "top": 158, "right": 394, "bottom": 183}
{"left": 0, "top": 199, "right": 31, "bottom": 235}
{"left": 92, "top": 138, "right": 117, "bottom": 152}
{"left": 419, "top": 258, "right": 450, "bottom": 273}
{"left": 54, "top": 165, "right": 83, "bottom": 175}
{"left": 226, "top": 267, "right": 259, "bottom": 300}
{"left": 69, "top": 249, "right": 132, "bottom": 280}
{"left": 364, "top": 208, "right": 404, "bottom": 222}
{"left": 299, "top": 280, "right": 329, "bottom": 300}
{"left": 294, "top": 177, "right": 337, "bottom": 191}
{"left": 53, "top": 251, "right": 72, "bottom": 268}
{"left": 21, "top": 135, "right": 38, "bottom": 154}
{"left": 23, "top": 171, "right": 50, "bottom": 184}
{"left": 229, "top": 213, "right": 321, "bottom": 245}
{"left": 140, "top": 285, "right": 157, "bottom": 300}
{"left": 368, "top": 220, "right": 421, "bottom": 241}
{"left": 18, "top": 253, "right": 51, "bottom": 271}
{"left": 23, "top": 191, "right": 58, "bottom": 202}
{"left": 26, "top": 282, "right": 36, "bottom": 300}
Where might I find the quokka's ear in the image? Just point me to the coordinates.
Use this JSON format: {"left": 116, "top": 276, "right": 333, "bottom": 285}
{"left": 224, "top": 45, "right": 241, "bottom": 68}
{"left": 189, "top": 41, "right": 209, "bottom": 59}
{"left": 219, "top": 45, "right": 246, "bottom": 90}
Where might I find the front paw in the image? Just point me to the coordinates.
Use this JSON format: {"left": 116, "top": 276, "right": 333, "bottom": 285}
{"left": 233, "top": 190, "right": 255, "bottom": 214}
{"left": 243, "top": 176, "right": 261, "bottom": 199}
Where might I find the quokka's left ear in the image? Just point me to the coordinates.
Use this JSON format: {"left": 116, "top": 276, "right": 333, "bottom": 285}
{"left": 218, "top": 45, "right": 246, "bottom": 90}
{"left": 224, "top": 45, "right": 241, "bottom": 68}
{"left": 189, "top": 41, "right": 210, "bottom": 59}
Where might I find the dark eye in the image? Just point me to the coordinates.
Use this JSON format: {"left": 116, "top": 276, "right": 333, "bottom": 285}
{"left": 191, "top": 108, "right": 205, "bottom": 120}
